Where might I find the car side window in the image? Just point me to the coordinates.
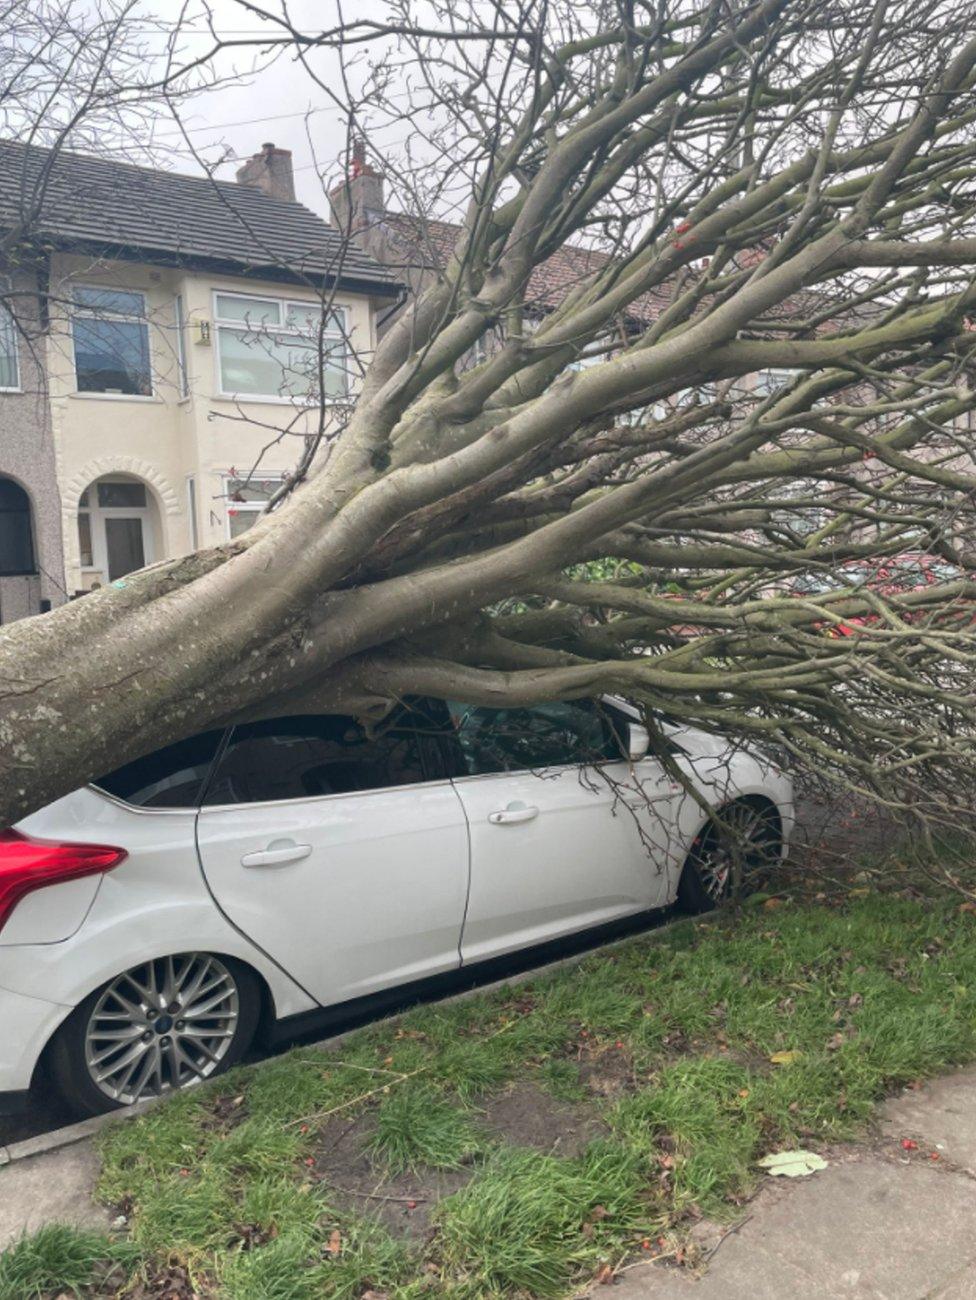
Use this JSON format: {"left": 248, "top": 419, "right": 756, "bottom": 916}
{"left": 201, "top": 707, "right": 441, "bottom": 806}
{"left": 445, "top": 699, "right": 624, "bottom": 776}
{"left": 94, "top": 730, "right": 226, "bottom": 808}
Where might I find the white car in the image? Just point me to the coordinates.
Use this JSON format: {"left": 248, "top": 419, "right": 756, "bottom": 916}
{"left": 0, "top": 697, "right": 792, "bottom": 1117}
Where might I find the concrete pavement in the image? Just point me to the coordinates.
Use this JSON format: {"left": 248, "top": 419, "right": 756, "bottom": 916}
{"left": 612, "top": 1067, "right": 976, "bottom": 1299}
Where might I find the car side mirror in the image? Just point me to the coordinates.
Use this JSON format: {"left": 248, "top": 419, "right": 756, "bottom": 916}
{"left": 627, "top": 723, "right": 650, "bottom": 762}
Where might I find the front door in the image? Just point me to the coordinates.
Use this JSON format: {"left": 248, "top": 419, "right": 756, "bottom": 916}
{"left": 444, "top": 700, "right": 679, "bottom": 963}
{"left": 195, "top": 710, "right": 470, "bottom": 1005}
{"left": 104, "top": 516, "right": 145, "bottom": 580}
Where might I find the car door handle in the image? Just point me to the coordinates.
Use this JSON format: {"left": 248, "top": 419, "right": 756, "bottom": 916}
{"left": 488, "top": 803, "right": 540, "bottom": 825}
{"left": 241, "top": 842, "right": 313, "bottom": 868}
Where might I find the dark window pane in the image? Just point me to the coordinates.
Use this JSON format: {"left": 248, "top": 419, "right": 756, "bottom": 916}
{"left": 204, "top": 707, "right": 440, "bottom": 806}
{"left": 73, "top": 316, "right": 151, "bottom": 395}
{"left": 77, "top": 512, "right": 93, "bottom": 567}
{"left": 0, "top": 477, "right": 34, "bottom": 575}
{"left": 95, "top": 731, "right": 224, "bottom": 808}
{"left": 446, "top": 699, "right": 621, "bottom": 775}
{"left": 97, "top": 481, "right": 147, "bottom": 508}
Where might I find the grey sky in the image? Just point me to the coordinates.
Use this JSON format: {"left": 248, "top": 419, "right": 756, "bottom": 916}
{"left": 160, "top": 0, "right": 414, "bottom": 218}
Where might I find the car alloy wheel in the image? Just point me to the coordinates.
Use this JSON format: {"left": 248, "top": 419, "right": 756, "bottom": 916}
{"left": 82, "top": 953, "right": 240, "bottom": 1105}
{"left": 695, "top": 800, "right": 780, "bottom": 902}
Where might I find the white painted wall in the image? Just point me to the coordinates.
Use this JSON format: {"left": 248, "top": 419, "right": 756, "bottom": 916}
{"left": 46, "top": 252, "right": 378, "bottom": 592}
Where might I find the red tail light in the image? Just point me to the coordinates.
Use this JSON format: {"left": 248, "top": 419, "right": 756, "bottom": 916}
{"left": 0, "top": 830, "right": 126, "bottom": 936}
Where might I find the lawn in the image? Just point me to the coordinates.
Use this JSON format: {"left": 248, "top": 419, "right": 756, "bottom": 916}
{"left": 5, "top": 879, "right": 976, "bottom": 1299}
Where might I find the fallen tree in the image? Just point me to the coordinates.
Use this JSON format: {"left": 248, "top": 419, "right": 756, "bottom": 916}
{"left": 4, "top": 0, "right": 976, "bottom": 833}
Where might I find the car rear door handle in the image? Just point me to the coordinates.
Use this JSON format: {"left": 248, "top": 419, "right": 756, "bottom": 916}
{"left": 488, "top": 803, "right": 540, "bottom": 825}
{"left": 241, "top": 842, "right": 313, "bottom": 868}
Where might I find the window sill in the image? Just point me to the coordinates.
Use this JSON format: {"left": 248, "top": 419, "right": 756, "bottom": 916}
{"left": 68, "top": 392, "right": 160, "bottom": 403}
{"left": 212, "top": 392, "right": 348, "bottom": 408}
{"left": 0, "top": 386, "right": 23, "bottom": 395}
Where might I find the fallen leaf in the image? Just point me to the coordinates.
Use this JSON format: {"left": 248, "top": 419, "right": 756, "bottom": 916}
{"left": 769, "top": 1050, "right": 803, "bottom": 1066}
{"left": 758, "top": 1150, "right": 828, "bottom": 1178}
{"left": 959, "top": 902, "right": 976, "bottom": 914}
{"left": 595, "top": 1263, "right": 615, "bottom": 1285}
{"left": 848, "top": 888, "right": 871, "bottom": 898}
{"left": 326, "top": 1229, "right": 342, "bottom": 1256}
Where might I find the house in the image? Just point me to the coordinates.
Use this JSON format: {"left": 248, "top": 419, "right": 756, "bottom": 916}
{"left": 0, "top": 266, "right": 64, "bottom": 621}
{"left": 0, "top": 139, "right": 400, "bottom": 614}
{"left": 327, "top": 143, "right": 666, "bottom": 342}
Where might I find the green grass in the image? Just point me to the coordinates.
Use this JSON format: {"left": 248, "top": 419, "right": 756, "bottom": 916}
{"left": 432, "top": 1142, "right": 650, "bottom": 1297}
{"left": 366, "top": 1084, "right": 483, "bottom": 1173}
{"left": 0, "top": 1224, "right": 136, "bottom": 1299}
{"left": 11, "top": 884, "right": 976, "bottom": 1297}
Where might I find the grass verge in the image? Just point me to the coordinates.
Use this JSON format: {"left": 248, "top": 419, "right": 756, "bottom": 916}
{"left": 7, "top": 881, "right": 976, "bottom": 1297}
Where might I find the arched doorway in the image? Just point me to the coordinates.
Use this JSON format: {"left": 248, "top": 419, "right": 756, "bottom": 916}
{"left": 77, "top": 474, "right": 160, "bottom": 584}
{"left": 0, "top": 477, "right": 35, "bottom": 578}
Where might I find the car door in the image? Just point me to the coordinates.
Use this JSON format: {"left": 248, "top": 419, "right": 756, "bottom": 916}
{"left": 194, "top": 706, "right": 470, "bottom": 1006}
{"left": 444, "top": 699, "right": 680, "bottom": 963}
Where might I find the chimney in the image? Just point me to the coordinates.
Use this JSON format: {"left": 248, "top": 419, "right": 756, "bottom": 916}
{"left": 236, "top": 142, "right": 295, "bottom": 202}
{"left": 328, "top": 138, "right": 385, "bottom": 234}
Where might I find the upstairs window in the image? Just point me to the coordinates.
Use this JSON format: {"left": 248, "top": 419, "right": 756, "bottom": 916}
{"left": 0, "top": 477, "right": 35, "bottom": 575}
{"left": 214, "top": 292, "right": 348, "bottom": 402}
{"left": 72, "top": 287, "right": 152, "bottom": 396}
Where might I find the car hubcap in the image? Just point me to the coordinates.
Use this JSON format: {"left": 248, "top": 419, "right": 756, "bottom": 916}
{"left": 84, "top": 954, "right": 239, "bottom": 1105}
{"left": 698, "top": 804, "right": 778, "bottom": 901}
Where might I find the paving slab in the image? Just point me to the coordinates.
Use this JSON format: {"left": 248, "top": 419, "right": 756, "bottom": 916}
{"left": 0, "top": 1142, "right": 110, "bottom": 1251}
{"left": 605, "top": 1158, "right": 976, "bottom": 1299}
{"left": 881, "top": 1067, "right": 976, "bottom": 1176}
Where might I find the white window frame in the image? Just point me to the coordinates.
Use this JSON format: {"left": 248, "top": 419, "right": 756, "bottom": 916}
{"left": 70, "top": 284, "right": 154, "bottom": 399}
{"left": 212, "top": 290, "right": 349, "bottom": 404}
{"left": 222, "top": 472, "right": 285, "bottom": 540}
{"left": 0, "top": 279, "right": 21, "bottom": 393}
{"left": 78, "top": 477, "right": 155, "bottom": 580}
{"left": 186, "top": 475, "right": 199, "bottom": 549}
{"left": 174, "top": 293, "right": 189, "bottom": 398}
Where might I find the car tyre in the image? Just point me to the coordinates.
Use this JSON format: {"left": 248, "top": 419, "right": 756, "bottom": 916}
{"left": 677, "top": 799, "right": 781, "bottom": 914}
{"left": 48, "top": 953, "right": 261, "bottom": 1118}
